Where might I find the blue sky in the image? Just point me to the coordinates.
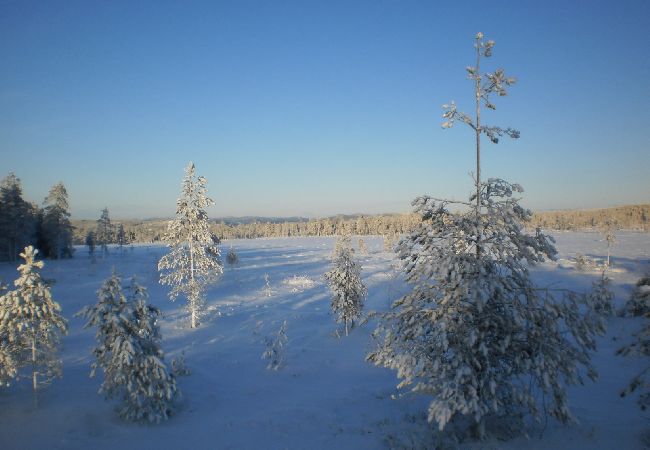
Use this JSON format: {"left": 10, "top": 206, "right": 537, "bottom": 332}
{"left": 1, "top": 0, "right": 648, "bottom": 219}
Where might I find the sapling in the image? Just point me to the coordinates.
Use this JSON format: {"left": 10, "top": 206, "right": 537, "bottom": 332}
{"left": 324, "top": 235, "right": 367, "bottom": 336}
{"left": 262, "top": 321, "right": 288, "bottom": 370}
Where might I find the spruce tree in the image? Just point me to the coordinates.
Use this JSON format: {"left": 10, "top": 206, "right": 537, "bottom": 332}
{"left": 77, "top": 274, "right": 179, "bottom": 422}
{"left": 324, "top": 235, "right": 367, "bottom": 336}
{"left": 158, "top": 162, "right": 223, "bottom": 329}
{"left": 41, "top": 182, "right": 74, "bottom": 259}
{"left": 0, "top": 246, "right": 68, "bottom": 403}
{"left": 368, "top": 33, "right": 604, "bottom": 439}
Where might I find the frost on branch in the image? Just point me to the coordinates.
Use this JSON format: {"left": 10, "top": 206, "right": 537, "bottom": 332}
{"left": 77, "top": 274, "right": 179, "bottom": 423}
{"left": 368, "top": 181, "right": 605, "bottom": 437}
{"left": 158, "top": 162, "right": 223, "bottom": 328}
{"left": 0, "top": 246, "right": 67, "bottom": 401}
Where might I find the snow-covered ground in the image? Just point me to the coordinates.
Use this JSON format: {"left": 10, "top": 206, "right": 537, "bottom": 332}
{"left": 0, "top": 232, "right": 648, "bottom": 449}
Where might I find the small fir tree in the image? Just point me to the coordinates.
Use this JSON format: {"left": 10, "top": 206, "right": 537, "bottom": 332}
{"left": 358, "top": 238, "right": 368, "bottom": 255}
{"left": 604, "top": 221, "right": 617, "bottom": 268}
{"left": 0, "top": 246, "right": 67, "bottom": 403}
{"left": 324, "top": 235, "right": 367, "bottom": 336}
{"left": 263, "top": 273, "right": 273, "bottom": 297}
{"left": 262, "top": 321, "right": 288, "bottom": 370}
{"left": 588, "top": 271, "right": 614, "bottom": 317}
{"left": 226, "top": 246, "right": 239, "bottom": 267}
{"left": 77, "top": 274, "right": 179, "bottom": 422}
{"left": 625, "top": 275, "right": 650, "bottom": 317}
{"left": 158, "top": 162, "right": 223, "bottom": 329}
{"left": 368, "top": 33, "right": 604, "bottom": 439}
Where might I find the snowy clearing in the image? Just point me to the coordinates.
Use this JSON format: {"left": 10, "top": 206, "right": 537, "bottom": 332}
{"left": 0, "top": 232, "right": 648, "bottom": 450}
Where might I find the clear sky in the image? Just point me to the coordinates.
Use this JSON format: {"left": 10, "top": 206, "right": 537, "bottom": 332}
{"left": 1, "top": 0, "right": 648, "bottom": 219}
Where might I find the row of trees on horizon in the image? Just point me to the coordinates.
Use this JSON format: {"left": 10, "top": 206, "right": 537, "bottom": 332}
{"left": 1, "top": 170, "right": 648, "bottom": 263}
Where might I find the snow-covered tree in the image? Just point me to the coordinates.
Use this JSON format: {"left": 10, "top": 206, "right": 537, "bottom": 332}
{"left": 158, "top": 162, "right": 223, "bottom": 329}
{"left": 324, "top": 235, "right": 367, "bottom": 336}
{"left": 358, "top": 238, "right": 368, "bottom": 255}
{"left": 263, "top": 273, "right": 273, "bottom": 297}
{"left": 624, "top": 275, "right": 650, "bottom": 317}
{"left": 588, "top": 271, "right": 614, "bottom": 317}
{"left": 618, "top": 306, "right": 650, "bottom": 410}
{"left": 0, "top": 246, "right": 67, "bottom": 403}
{"left": 226, "top": 246, "right": 239, "bottom": 267}
{"left": 262, "top": 320, "right": 288, "bottom": 370}
{"left": 77, "top": 274, "right": 179, "bottom": 422}
{"left": 40, "top": 182, "right": 74, "bottom": 259}
{"left": 0, "top": 281, "right": 17, "bottom": 387}
{"left": 604, "top": 222, "right": 617, "bottom": 268}
{"left": 368, "top": 33, "right": 604, "bottom": 439}
{"left": 96, "top": 207, "right": 113, "bottom": 256}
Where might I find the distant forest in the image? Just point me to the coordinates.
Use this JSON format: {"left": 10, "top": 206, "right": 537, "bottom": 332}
{"left": 71, "top": 204, "right": 650, "bottom": 245}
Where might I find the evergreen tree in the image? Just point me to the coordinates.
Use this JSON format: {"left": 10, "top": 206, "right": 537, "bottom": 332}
{"left": 324, "top": 235, "right": 367, "bottom": 336}
{"left": 116, "top": 224, "right": 127, "bottom": 252}
{"left": 96, "top": 207, "right": 113, "bottom": 256}
{"left": 41, "top": 182, "right": 74, "bottom": 259}
{"left": 262, "top": 321, "right": 288, "bottom": 370}
{"left": 624, "top": 275, "right": 650, "bottom": 317}
{"left": 588, "top": 271, "right": 614, "bottom": 317}
{"left": 0, "top": 246, "right": 67, "bottom": 403}
{"left": 0, "top": 282, "right": 17, "bottom": 386}
{"left": 85, "top": 231, "right": 96, "bottom": 261}
{"left": 368, "top": 33, "right": 604, "bottom": 439}
{"left": 618, "top": 305, "right": 650, "bottom": 410}
{"left": 0, "top": 173, "right": 36, "bottom": 262}
{"left": 226, "top": 246, "right": 239, "bottom": 267}
{"left": 77, "top": 274, "right": 179, "bottom": 422}
{"left": 158, "top": 162, "right": 223, "bottom": 329}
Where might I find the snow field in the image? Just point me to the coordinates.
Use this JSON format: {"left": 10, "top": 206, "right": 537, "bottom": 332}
{"left": 0, "top": 232, "right": 648, "bottom": 449}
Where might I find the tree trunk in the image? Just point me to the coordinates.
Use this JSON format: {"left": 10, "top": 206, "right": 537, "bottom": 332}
{"left": 32, "top": 337, "right": 38, "bottom": 408}
{"left": 471, "top": 416, "right": 486, "bottom": 440}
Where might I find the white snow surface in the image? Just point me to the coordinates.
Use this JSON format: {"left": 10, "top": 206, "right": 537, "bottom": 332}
{"left": 0, "top": 232, "right": 648, "bottom": 449}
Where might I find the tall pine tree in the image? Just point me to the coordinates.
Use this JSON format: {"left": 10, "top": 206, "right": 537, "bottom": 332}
{"left": 368, "top": 33, "right": 604, "bottom": 439}
{"left": 158, "top": 162, "right": 223, "bottom": 329}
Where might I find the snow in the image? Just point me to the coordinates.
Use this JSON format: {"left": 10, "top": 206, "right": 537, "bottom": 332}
{"left": 0, "top": 232, "right": 648, "bottom": 449}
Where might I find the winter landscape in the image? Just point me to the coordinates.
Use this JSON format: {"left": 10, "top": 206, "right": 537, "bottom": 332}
{"left": 2, "top": 1, "right": 649, "bottom": 449}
